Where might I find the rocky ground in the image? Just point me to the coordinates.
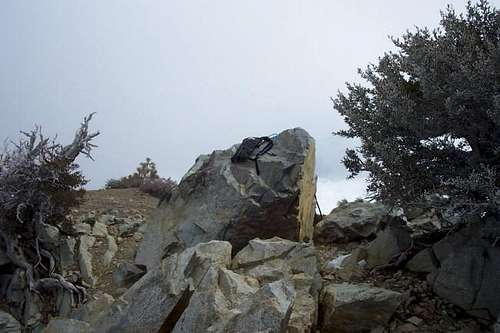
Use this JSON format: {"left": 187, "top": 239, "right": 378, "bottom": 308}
{"left": 313, "top": 198, "right": 500, "bottom": 333}
{"left": 3, "top": 128, "right": 499, "bottom": 332}
{"left": 69, "top": 189, "right": 492, "bottom": 333}
{"left": 317, "top": 243, "right": 490, "bottom": 332}
{"left": 68, "top": 188, "right": 158, "bottom": 299}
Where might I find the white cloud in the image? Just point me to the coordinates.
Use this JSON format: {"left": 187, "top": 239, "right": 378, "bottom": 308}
{"left": 316, "top": 176, "right": 368, "bottom": 214}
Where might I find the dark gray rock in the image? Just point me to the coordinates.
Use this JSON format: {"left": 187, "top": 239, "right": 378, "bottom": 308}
{"left": 0, "top": 245, "right": 10, "bottom": 266}
{"left": 0, "top": 310, "right": 21, "bottom": 333}
{"left": 223, "top": 279, "right": 295, "bottom": 333}
{"left": 41, "top": 318, "right": 89, "bottom": 333}
{"left": 315, "top": 201, "right": 389, "bottom": 244}
{"left": 56, "top": 290, "right": 74, "bottom": 317}
{"left": 319, "top": 283, "right": 403, "bottom": 333}
{"left": 59, "top": 236, "right": 76, "bottom": 272}
{"left": 37, "top": 223, "right": 60, "bottom": 250}
{"left": 71, "top": 292, "right": 115, "bottom": 326}
{"left": 232, "top": 237, "right": 322, "bottom": 333}
{"left": 78, "top": 235, "right": 96, "bottom": 286}
{"left": 136, "top": 128, "right": 317, "bottom": 270}
{"left": 428, "top": 217, "right": 500, "bottom": 319}
{"left": 112, "top": 262, "right": 146, "bottom": 288}
{"left": 117, "top": 218, "right": 142, "bottom": 236}
{"left": 73, "top": 223, "right": 91, "bottom": 235}
{"left": 406, "top": 248, "right": 436, "bottom": 273}
{"left": 92, "top": 241, "right": 232, "bottom": 333}
{"left": 406, "top": 208, "right": 442, "bottom": 236}
{"left": 365, "top": 217, "right": 412, "bottom": 269}
{"left": 92, "top": 238, "right": 320, "bottom": 333}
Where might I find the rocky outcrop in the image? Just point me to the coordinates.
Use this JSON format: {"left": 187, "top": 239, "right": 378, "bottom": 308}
{"left": 41, "top": 318, "right": 90, "bottom": 333}
{"left": 93, "top": 240, "right": 233, "bottom": 333}
{"left": 102, "top": 235, "right": 117, "bottom": 266}
{"left": 404, "top": 207, "right": 442, "bottom": 235}
{"left": 406, "top": 248, "right": 435, "bottom": 273}
{"left": 112, "top": 262, "right": 146, "bottom": 288}
{"left": 323, "top": 251, "right": 367, "bottom": 280}
{"left": 319, "top": 283, "right": 403, "bottom": 333}
{"left": 70, "top": 292, "right": 115, "bottom": 327}
{"left": 90, "top": 237, "right": 320, "bottom": 333}
{"left": 315, "top": 201, "right": 389, "bottom": 243}
{"left": 78, "top": 235, "right": 96, "bottom": 286}
{"left": 231, "top": 237, "right": 322, "bottom": 333}
{"left": 365, "top": 217, "right": 412, "bottom": 269}
{"left": 322, "top": 217, "right": 412, "bottom": 276}
{"left": 136, "top": 128, "right": 317, "bottom": 270}
{"left": 59, "top": 236, "right": 77, "bottom": 273}
{"left": 427, "top": 217, "right": 500, "bottom": 320}
{"left": 0, "top": 310, "right": 21, "bottom": 333}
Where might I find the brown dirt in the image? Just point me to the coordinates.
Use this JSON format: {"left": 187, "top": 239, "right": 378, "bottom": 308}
{"left": 70, "top": 188, "right": 158, "bottom": 298}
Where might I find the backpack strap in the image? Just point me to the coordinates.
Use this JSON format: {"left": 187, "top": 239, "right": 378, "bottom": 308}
{"left": 249, "top": 137, "right": 274, "bottom": 175}
{"left": 231, "top": 136, "right": 274, "bottom": 176}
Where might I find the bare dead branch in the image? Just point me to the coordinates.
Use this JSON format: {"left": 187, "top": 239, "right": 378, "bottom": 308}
{"left": 0, "top": 114, "right": 98, "bottom": 327}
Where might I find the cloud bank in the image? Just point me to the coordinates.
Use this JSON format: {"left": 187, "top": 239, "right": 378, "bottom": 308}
{"left": 316, "top": 176, "right": 369, "bottom": 214}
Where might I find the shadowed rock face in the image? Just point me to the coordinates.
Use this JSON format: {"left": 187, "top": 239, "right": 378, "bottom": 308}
{"left": 136, "top": 128, "right": 316, "bottom": 270}
{"left": 427, "top": 217, "right": 500, "bottom": 320}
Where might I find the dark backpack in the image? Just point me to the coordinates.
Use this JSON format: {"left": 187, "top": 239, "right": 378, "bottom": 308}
{"left": 231, "top": 136, "right": 273, "bottom": 175}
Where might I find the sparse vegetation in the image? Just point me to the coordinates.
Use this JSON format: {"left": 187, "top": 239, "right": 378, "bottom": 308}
{"left": 105, "top": 157, "right": 177, "bottom": 198}
{"left": 139, "top": 177, "right": 176, "bottom": 198}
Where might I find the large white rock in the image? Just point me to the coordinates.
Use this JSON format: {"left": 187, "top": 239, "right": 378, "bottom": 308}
{"left": 136, "top": 128, "right": 317, "bottom": 270}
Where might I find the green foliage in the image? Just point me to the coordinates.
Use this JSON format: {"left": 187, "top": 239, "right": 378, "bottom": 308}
{"left": 334, "top": 1, "right": 500, "bottom": 214}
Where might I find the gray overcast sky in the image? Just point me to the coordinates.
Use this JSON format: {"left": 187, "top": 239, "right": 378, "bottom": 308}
{"left": 0, "top": 0, "right": 492, "bottom": 212}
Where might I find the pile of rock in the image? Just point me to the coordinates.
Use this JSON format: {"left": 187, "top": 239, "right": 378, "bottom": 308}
{"left": 63, "top": 210, "right": 148, "bottom": 288}
{"left": 37, "top": 128, "right": 324, "bottom": 333}
{"left": 136, "top": 127, "right": 317, "bottom": 270}
{"left": 315, "top": 199, "right": 500, "bottom": 331}
{"left": 6, "top": 127, "right": 497, "bottom": 332}
{"left": 91, "top": 237, "right": 321, "bottom": 333}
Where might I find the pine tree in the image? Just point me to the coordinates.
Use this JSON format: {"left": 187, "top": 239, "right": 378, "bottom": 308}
{"left": 334, "top": 1, "right": 500, "bottom": 215}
